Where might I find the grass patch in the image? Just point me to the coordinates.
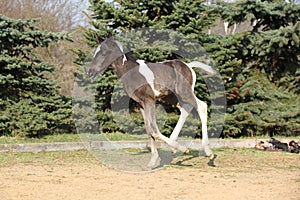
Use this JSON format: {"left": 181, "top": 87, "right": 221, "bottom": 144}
{"left": 0, "top": 132, "right": 299, "bottom": 145}
{"left": 0, "top": 148, "right": 299, "bottom": 173}
{"left": 0, "top": 132, "right": 149, "bottom": 144}
{"left": 0, "top": 133, "right": 81, "bottom": 144}
{"left": 102, "top": 132, "right": 148, "bottom": 141}
{"left": 236, "top": 135, "right": 300, "bottom": 140}
{"left": 123, "top": 148, "right": 149, "bottom": 153}
{"left": 165, "top": 148, "right": 300, "bottom": 172}
{"left": 0, "top": 150, "right": 94, "bottom": 167}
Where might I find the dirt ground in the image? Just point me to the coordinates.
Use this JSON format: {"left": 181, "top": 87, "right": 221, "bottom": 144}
{"left": 0, "top": 149, "right": 299, "bottom": 200}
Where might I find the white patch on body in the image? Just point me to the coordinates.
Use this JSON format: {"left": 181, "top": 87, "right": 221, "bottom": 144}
{"left": 122, "top": 55, "right": 127, "bottom": 65}
{"left": 93, "top": 45, "right": 101, "bottom": 58}
{"left": 137, "top": 60, "right": 160, "bottom": 96}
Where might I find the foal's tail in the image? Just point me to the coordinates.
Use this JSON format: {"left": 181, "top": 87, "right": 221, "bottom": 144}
{"left": 187, "top": 61, "right": 216, "bottom": 75}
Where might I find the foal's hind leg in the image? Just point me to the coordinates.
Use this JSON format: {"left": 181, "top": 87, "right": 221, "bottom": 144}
{"left": 195, "top": 97, "right": 214, "bottom": 159}
{"left": 175, "top": 92, "right": 213, "bottom": 159}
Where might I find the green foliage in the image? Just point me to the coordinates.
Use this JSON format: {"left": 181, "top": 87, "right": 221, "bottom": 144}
{"left": 211, "top": 0, "right": 300, "bottom": 137}
{"left": 0, "top": 15, "right": 73, "bottom": 136}
{"left": 248, "top": 23, "right": 300, "bottom": 90}
{"left": 218, "top": 0, "right": 300, "bottom": 32}
{"left": 225, "top": 71, "right": 300, "bottom": 137}
{"left": 161, "top": 0, "right": 217, "bottom": 42}
{"left": 216, "top": 0, "right": 300, "bottom": 88}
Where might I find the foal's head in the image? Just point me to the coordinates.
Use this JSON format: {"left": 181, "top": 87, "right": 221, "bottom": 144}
{"left": 87, "top": 36, "right": 123, "bottom": 78}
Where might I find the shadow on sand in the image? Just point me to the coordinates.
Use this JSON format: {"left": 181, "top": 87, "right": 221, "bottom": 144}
{"left": 91, "top": 147, "right": 218, "bottom": 172}
{"left": 152, "top": 149, "right": 218, "bottom": 169}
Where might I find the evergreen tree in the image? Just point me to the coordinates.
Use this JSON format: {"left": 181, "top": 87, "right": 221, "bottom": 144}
{"left": 209, "top": 0, "right": 300, "bottom": 137}
{"left": 0, "top": 15, "right": 73, "bottom": 136}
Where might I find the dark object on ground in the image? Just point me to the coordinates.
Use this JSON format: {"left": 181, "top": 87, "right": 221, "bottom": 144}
{"left": 289, "top": 140, "right": 300, "bottom": 154}
{"left": 255, "top": 138, "right": 299, "bottom": 154}
{"left": 268, "top": 138, "right": 289, "bottom": 152}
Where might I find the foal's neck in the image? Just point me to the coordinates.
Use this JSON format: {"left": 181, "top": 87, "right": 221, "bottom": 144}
{"left": 112, "top": 52, "right": 138, "bottom": 78}
{"left": 112, "top": 54, "right": 127, "bottom": 78}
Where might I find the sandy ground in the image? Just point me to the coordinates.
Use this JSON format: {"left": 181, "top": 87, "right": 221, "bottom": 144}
{"left": 0, "top": 149, "right": 299, "bottom": 200}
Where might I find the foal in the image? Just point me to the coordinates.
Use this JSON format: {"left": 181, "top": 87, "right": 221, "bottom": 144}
{"left": 88, "top": 36, "right": 215, "bottom": 168}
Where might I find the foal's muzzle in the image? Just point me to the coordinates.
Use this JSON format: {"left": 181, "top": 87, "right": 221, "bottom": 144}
{"left": 87, "top": 68, "right": 97, "bottom": 79}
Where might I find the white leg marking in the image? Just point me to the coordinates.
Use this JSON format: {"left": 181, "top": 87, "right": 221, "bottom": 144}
{"left": 170, "top": 105, "right": 192, "bottom": 141}
{"left": 137, "top": 60, "right": 160, "bottom": 96}
{"left": 195, "top": 97, "right": 213, "bottom": 157}
{"left": 147, "top": 136, "right": 160, "bottom": 168}
{"left": 169, "top": 64, "right": 195, "bottom": 141}
{"left": 156, "top": 132, "right": 188, "bottom": 153}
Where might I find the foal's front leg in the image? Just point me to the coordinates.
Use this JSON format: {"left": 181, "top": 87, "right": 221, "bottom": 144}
{"left": 142, "top": 102, "right": 189, "bottom": 168}
{"left": 140, "top": 108, "right": 160, "bottom": 168}
{"left": 147, "top": 135, "right": 160, "bottom": 168}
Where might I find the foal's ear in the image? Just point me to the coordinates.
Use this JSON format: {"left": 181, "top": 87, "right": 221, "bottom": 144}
{"left": 95, "top": 34, "right": 102, "bottom": 44}
{"left": 107, "top": 32, "right": 113, "bottom": 38}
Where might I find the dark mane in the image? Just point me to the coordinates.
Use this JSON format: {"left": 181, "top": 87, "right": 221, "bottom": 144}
{"left": 125, "top": 51, "right": 138, "bottom": 61}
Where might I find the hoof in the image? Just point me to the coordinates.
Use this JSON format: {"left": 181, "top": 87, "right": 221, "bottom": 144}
{"left": 170, "top": 147, "right": 177, "bottom": 154}
{"left": 207, "top": 153, "right": 214, "bottom": 160}
{"left": 145, "top": 145, "right": 151, "bottom": 152}
{"left": 147, "top": 157, "right": 160, "bottom": 169}
{"left": 184, "top": 149, "right": 190, "bottom": 155}
{"left": 147, "top": 164, "right": 155, "bottom": 169}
